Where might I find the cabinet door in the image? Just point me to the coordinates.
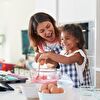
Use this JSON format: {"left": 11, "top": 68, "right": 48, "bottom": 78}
{"left": 96, "top": 0, "right": 100, "bottom": 67}
{"left": 58, "top": 0, "right": 95, "bottom": 23}
{"left": 34, "top": 0, "right": 57, "bottom": 20}
{"left": 96, "top": 0, "right": 100, "bottom": 88}
{"left": 96, "top": 72, "right": 100, "bottom": 88}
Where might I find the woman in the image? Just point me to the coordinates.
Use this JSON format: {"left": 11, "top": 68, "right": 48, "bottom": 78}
{"left": 28, "top": 12, "right": 63, "bottom": 68}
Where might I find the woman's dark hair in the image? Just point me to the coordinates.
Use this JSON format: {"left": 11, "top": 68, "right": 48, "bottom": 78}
{"left": 28, "top": 12, "right": 60, "bottom": 51}
{"left": 62, "top": 24, "right": 85, "bottom": 49}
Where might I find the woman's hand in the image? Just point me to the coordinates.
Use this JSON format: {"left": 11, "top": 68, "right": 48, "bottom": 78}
{"left": 35, "top": 52, "right": 49, "bottom": 65}
{"left": 38, "top": 52, "right": 58, "bottom": 68}
{"left": 34, "top": 53, "right": 42, "bottom": 62}
{"left": 38, "top": 52, "right": 49, "bottom": 63}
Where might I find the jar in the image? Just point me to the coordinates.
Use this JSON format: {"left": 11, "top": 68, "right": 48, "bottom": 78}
{"left": 32, "top": 68, "right": 59, "bottom": 84}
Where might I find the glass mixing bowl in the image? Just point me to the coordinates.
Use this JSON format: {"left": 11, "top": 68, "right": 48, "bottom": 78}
{"left": 32, "top": 68, "right": 59, "bottom": 84}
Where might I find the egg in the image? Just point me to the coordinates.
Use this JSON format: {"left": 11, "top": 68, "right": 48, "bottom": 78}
{"left": 58, "top": 87, "right": 64, "bottom": 93}
{"left": 39, "top": 59, "right": 45, "bottom": 65}
{"left": 50, "top": 86, "right": 60, "bottom": 94}
{"left": 39, "top": 84, "right": 48, "bottom": 92}
{"left": 42, "top": 89, "right": 50, "bottom": 93}
{"left": 39, "top": 83, "right": 64, "bottom": 94}
{"left": 48, "top": 83, "right": 57, "bottom": 90}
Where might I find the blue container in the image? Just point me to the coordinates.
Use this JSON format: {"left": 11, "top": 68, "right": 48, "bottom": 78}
{"left": 0, "top": 63, "right": 2, "bottom": 70}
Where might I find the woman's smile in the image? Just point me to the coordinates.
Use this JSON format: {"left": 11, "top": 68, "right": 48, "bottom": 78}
{"left": 37, "top": 21, "right": 56, "bottom": 42}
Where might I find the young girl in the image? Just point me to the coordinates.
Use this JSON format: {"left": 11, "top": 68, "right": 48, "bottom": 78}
{"left": 38, "top": 24, "right": 91, "bottom": 88}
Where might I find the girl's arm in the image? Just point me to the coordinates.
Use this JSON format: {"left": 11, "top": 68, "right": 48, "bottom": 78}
{"left": 38, "top": 52, "right": 84, "bottom": 65}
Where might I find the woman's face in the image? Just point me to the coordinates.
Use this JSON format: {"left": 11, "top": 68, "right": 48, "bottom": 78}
{"left": 37, "top": 21, "right": 56, "bottom": 42}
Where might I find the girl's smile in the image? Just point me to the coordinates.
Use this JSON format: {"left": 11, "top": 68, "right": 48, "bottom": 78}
{"left": 61, "top": 31, "right": 79, "bottom": 52}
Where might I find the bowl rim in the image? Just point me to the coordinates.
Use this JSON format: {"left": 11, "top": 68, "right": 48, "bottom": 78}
{"left": 38, "top": 91, "right": 65, "bottom": 95}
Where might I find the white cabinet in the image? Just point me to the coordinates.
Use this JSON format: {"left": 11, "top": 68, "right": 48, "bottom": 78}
{"left": 96, "top": 0, "right": 100, "bottom": 67}
{"left": 34, "top": 0, "right": 57, "bottom": 21}
{"left": 95, "top": 0, "right": 100, "bottom": 87}
{"left": 58, "top": 0, "right": 95, "bottom": 24}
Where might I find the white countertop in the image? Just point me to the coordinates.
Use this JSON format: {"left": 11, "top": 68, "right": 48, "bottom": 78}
{"left": 0, "top": 91, "right": 26, "bottom": 100}
{"left": 0, "top": 83, "right": 97, "bottom": 100}
{"left": 0, "top": 83, "right": 26, "bottom": 100}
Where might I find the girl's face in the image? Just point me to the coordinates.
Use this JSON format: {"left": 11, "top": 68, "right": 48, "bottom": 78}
{"left": 61, "top": 31, "right": 78, "bottom": 51}
{"left": 37, "top": 21, "right": 56, "bottom": 42}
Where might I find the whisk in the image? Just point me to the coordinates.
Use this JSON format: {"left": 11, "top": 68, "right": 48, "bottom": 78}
{"left": 35, "top": 63, "right": 40, "bottom": 79}
{"left": 36, "top": 59, "right": 45, "bottom": 79}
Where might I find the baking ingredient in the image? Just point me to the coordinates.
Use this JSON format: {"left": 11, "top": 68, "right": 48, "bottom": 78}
{"left": 39, "top": 59, "right": 45, "bottom": 65}
{"left": 39, "top": 82, "right": 64, "bottom": 94}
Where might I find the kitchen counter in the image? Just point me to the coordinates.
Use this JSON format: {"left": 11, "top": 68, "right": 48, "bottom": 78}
{"left": 0, "top": 83, "right": 98, "bottom": 100}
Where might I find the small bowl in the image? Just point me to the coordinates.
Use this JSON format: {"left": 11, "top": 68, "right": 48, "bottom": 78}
{"left": 20, "top": 83, "right": 38, "bottom": 99}
{"left": 38, "top": 92, "right": 66, "bottom": 100}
